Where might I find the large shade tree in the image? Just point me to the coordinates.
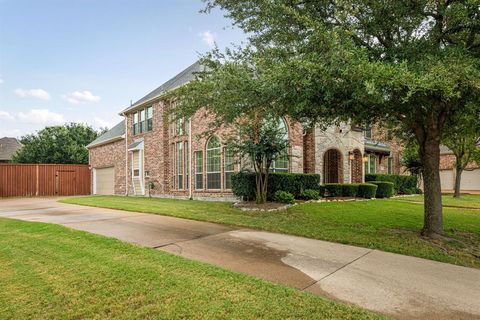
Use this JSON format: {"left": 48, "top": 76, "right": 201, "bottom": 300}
{"left": 203, "top": 0, "right": 480, "bottom": 237}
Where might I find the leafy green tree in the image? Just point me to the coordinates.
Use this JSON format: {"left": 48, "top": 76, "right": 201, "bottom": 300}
{"left": 13, "top": 123, "right": 101, "bottom": 164}
{"left": 203, "top": 0, "right": 480, "bottom": 237}
{"left": 401, "top": 140, "right": 423, "bottom": 178}
{"left": 171, "top": 56, "right": 289, "bottom": 203}
{"left": 443, "top": 107, "right": 480, "bottom": 197}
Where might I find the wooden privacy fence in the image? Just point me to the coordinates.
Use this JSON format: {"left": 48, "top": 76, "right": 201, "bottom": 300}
{"left": 0, "top": 164, "right": 91, "bottom": 197}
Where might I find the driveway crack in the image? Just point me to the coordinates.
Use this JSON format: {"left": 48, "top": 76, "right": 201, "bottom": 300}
{"left": 301, "top": 249, "right": 374, "bottom": 291}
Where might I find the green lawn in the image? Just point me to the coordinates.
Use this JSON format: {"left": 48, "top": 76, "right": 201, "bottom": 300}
{"left": 0, "top": 218, "right": 381, "bottom": 320}
{"left": 62, "top": 196, "right": 480, "bottom": 269}
{"left": 395, "top": 194, "right": 480, "bottom": 209}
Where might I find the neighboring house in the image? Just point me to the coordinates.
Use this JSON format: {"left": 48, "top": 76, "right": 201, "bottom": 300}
{"left": 438, "top": 145, "right": 480, "bottom": 192}
{"left": 0, "top": 137, "right": 22, "bottom": 163}
{"left": 88, "top": 61, "right": 403, "bottom": 198}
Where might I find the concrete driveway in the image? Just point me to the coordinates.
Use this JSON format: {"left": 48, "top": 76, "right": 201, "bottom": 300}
{"left": 1, "top": 197, "right": 479, "bottom": 320}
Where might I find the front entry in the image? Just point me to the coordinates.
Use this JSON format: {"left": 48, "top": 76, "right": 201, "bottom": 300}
{"left": 323, "top": 149, "right": 343, "bottom": 183}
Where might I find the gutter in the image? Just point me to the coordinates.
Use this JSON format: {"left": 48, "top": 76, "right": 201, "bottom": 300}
{"left": 86, "top": 135, "right": 125, "bottom": 149}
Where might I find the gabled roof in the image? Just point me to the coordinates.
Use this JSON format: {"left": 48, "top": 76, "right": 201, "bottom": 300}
{"left": 87, "top": 121, "right": 125, "bottom": 149}
{"left": 0, "top": 137, "right": 22, "bottom": 161}
{"left": 121, "top": 61, "right": 204, "bottom": 114}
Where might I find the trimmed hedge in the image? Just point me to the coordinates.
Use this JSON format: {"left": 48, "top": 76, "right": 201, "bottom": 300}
{"left": 300, "top": 189, "right": 320, "bottom": 200}
{"left": 324, "top": 183, "right": 343, "bottom": 197}
{"left": 365, "top": 174, "right": 417, "bottom": 194}
{"left": 342, "top": 184, "right": 359, "bottom": 197}
{"left": 231, "top": 171, "right": 321, "bottom": 200}
{"left": 357, "top": 184, "right": 378, "bottom": 199}
{"left": 371, "top": 181, "right": 394, "bottom": 198}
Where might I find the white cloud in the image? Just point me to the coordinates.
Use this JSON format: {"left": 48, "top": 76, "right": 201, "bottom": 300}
{"left": 0, "top": 78, "right": 4, "bottom": 84}
{"left": 17, "top": 109, "right": 65, "bottom": 125}
{"left": 92, "top": 117, "right": 112, "bottom": 129}
{"left": 199, "top": 30, "right": 216, "bottom": 47}
{"left": 63, "top": 90, "right": 101, "bottom": 104}
{"left": 14, "top": 88, "right": 51, "bottom": 100}
{"left": 0, "top": 110, "right": 14, "bottom": 121}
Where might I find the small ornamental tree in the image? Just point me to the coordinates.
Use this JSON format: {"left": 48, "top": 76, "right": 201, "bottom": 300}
{"left": 443, "top": 106, "right": 480, "bottom": 197}
{"left": 226, "top": 113, "right": 289, "bottom": 203}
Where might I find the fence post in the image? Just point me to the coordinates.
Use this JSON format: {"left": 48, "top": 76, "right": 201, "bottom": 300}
{"left": 36, "top": 164, "right": 39, "bottom": 196}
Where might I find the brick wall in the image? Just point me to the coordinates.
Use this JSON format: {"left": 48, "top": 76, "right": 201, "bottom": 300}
{"left": 89, "top": 139, "right": 126, "bottom": 195}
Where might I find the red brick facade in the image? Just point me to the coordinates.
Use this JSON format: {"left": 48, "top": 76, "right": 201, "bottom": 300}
{"left": 88, "top": 139, "right": 126, "bottom": 195}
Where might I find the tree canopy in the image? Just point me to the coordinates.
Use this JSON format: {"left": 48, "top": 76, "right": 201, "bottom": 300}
{"left": 197, "top": 0, "right": 480, "bottom": 237}
{"left": 13, "top": 123, "right": 102, "bottom": 164}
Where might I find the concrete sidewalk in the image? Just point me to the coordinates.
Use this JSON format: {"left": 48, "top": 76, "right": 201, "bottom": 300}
{"left": 1, "top": 197, "right": 479, "bottom": 320}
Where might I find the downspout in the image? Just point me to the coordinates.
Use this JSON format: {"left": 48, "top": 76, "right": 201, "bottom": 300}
{"left": 188, "top": 118, "right": 193, "bottom": 199}
{"left": 123, "top": 113, "right": 128, "bottom": 196}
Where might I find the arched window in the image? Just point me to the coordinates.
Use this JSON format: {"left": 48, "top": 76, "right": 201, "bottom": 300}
{"left": 206, "top": 136, "right": 221, "bottom": 189}
{"left": 271, "top": 118, "right": 289, "bottom": 172}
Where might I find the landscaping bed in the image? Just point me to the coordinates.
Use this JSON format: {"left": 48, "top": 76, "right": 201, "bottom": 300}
{"left": 0, "top": 218, "right": 381, "bottom": 320}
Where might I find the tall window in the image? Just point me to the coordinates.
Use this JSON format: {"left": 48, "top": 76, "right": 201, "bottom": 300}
{"left": 206, "top": 136, "right": 221, "bottom": 189}
{"left": 176, "top": 117, "right": 184, "bottom": 136}
{"left": 146, "top": 107, "right": 153, "bottom": 131}
{"left": 271, "top": 118, "right": 289, "bottom": 172}
{"left": 224, "top": 148, "right": 234, "bottom": 189}
{"left": 387, "top": 157, "right": 393, "bottom": 174}
{"left": 185, "top": 141, "right": 189, "bottom": 190}
{"left": 176, "top": 142, "right": 183, "bottom": 189}
{"left": 365, "top": 154, "right": 376, "bottom": 174}
{"left": 140, "top": 109, "right": 146, "bottom": 133}
{"left": 364, "top": 126, "right": 372, "bottom": 139}
{"left": 195, "top": 151, "right": 203, "bottom": 190}
{"left": 133, "top": 112, "right": 139, "bottom": 135}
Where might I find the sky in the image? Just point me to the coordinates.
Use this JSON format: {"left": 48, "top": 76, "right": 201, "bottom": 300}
{"left": 0, "top": 0, "right": 245, "bottom": 138}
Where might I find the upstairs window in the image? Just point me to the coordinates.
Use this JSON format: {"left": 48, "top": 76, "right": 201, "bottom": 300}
{"left": 364, "top": 126, "right": 372, "bottom": 139}
{"left": 146, "top": 107, "right": 153, "bottom": 131}
{"left": 140, "top": 109, "right": 146, "bottom": 133}
{"left": 133, "top": 112, "right": 139, "bottom": 135}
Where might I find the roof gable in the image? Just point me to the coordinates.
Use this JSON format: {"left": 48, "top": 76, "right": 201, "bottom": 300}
{"left": 0, "top": 137, "right": 23, "bottom": 161}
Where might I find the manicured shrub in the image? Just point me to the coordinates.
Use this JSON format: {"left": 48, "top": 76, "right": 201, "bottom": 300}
{"left": 324, "top": 183, "right": 343, "bottom": 197}
{"left": 273, "top": 191, "right": 295, "bottom": 204}
{"left": 341, "top": 184, "right": 359, "bottom": 197}
{"left": 231, "top": 171, "right": 321, "bottom": 201}
{"left": 371, "top": 181, "right": 394, "bottom": 198}
{"left": 300, "top": 189, "right": 320, "bottom": 200}
{"left": 358, "top": 183, "right": 378, "bottom": 199}
{"left": 231, "top": 171, "right": 256, "bottom": 200}
{"left": 365, "top": 174, "right": 418, "bottom": 194}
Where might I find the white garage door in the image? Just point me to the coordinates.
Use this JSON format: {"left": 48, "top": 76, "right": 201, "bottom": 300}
{"left": 95, "top": 167, "right": 115, "bottom": 195}
{"left": 440, "top": 170, "right": 454, "bottom": 191}
{"left": 461, "top": 169, "right": 480, "bottom": 191}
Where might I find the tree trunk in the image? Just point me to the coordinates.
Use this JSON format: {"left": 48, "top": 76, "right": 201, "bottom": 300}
{"left": 453, "top": 166, "right": 463, "bottom": 198}
{"left": 420, "top": 138, "right": 444, "bottom": 237}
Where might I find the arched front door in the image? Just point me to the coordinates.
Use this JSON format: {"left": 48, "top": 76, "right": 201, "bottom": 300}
{"left": 323, "top": 149, "right": 343, "bottom": 183}
{"left": 351, "top": 149, "right": 363, "bottom": 183}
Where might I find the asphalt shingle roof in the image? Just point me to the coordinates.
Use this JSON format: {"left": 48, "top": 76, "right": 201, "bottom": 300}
{"left": 0, "top": 137, "right": 22, "bottom": 161}
{"left": 121, "top": 61, "right": 204, "bottom": 114}
{"left": 86, "top": 121, "right": 125, "bottom": 148}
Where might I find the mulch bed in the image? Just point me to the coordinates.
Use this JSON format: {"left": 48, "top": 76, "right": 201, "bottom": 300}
{"left": 233, "top": 201, "right": 291, "bottom": 212}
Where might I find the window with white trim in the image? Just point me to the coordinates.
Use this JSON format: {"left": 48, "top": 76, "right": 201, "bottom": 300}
{"left": 224, "top": 148, "right": 234, "bottom": 189}
{"left": 146, "top": 106, "right": 153, "bottom": 131}
{"left": 133, "top": 112, "right": 139, "bottom": 135}
{"left": 387, "top": 157, "right": 393, "bottom": 174}
{"left": 365, "top": 154, "right": 376, "bottom": 174}
{"left": 176, "top": 142, "right": 183, "bottom": 189}
{"left": 271, "top": 118, "right": 289, "bottom": 172}
{"left": 206, "top": 136, "right": 221, "bottom": 189}
{"left": 195, "top": 151, "right": 203, "bottom": 190}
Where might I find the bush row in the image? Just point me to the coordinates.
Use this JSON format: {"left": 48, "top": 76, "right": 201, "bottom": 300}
{"left": 320, "top": 183, "right": 379, "bottom": 199}
{"left": 365, "top": 174, "right": 418, "bottom": 194}
{"left": 231, "top": 172, "right": 321, "bottom": 201}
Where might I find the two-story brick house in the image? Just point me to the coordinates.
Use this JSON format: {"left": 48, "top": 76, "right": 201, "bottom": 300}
{"left": 87, "top": 61, "right": 403, "bottom": 199}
